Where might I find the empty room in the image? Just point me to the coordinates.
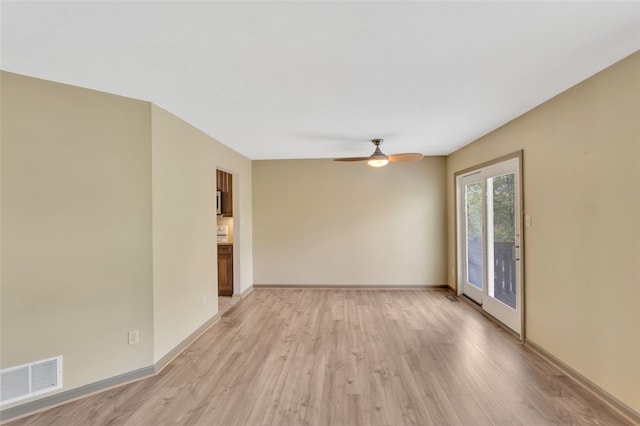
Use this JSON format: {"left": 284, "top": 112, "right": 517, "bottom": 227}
{"left": 1, "top": 1, "right": 638, "bottom": 425}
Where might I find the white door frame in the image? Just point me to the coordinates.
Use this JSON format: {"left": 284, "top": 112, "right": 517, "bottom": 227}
{"left": 455, "top": 151, "right": 525, "bottom": 339}
{"left": 459, "top": 171, "right": 485, "bottom": 304}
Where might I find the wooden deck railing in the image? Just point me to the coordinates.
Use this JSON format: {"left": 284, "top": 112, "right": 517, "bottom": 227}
{"left": 467, "top": 239, "right": 516, "bottom": 308}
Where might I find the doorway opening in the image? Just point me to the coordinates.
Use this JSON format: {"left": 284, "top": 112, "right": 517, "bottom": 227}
{"left": 216, "top": 168, "right": 236, "bottom": 315}
{"left": 456, "top": 153, "right": 524, "bottom": 336}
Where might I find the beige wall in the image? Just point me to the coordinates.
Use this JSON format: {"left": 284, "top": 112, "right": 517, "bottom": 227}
{"left": 446, "top": 52, "right": 640, "bottom": 412}
{"left": 253, "top": 158, "right": 447, "bottom": 286}
{"left": 3, "top": 52, "right": 637, "bottom": 415}
{"left": 0, "top": 72, "right": 154, "bottom": 406}
{"left": 151, "top": 105, "right": 253, "bottom": 362}
{"left": 0, "top": 72, "right": 254, "bottom": 410}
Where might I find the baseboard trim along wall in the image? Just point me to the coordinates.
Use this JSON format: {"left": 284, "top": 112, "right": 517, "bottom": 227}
{"left": 252, "top": 284, "right": 449, "bottom": 290}
{"left": 153, "top": 312, "right": 221, "bottom": 375}
{"left": 0, "top": 366, "right": 154, "bottom": 423}
{"left": 452, "top": 286, "right": 639, "bottom": 422}
{"left": 0, "top": 311, "right": 224, "bottom": 423}
{"left": 525, "top": 340, "right": 640, "bottom": 424}
{"left": 240, "top": 285, "right": 254, "bottom": 298}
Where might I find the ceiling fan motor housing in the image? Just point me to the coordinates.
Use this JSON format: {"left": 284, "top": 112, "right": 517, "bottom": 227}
{"left": 333, "top": 138, "right": 423, "bottom": 165}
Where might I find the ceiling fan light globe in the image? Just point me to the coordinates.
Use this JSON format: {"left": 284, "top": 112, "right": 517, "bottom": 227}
{"left": 367, "top": 158, "right": 389, "bottom": 168}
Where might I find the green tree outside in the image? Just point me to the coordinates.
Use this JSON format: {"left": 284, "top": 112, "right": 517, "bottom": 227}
{"left": 465, "top": 174, "right": 515, "bottom": 243}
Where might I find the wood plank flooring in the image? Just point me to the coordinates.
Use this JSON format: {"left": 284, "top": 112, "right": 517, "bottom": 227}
{"left": 218, "top": 296, "right": 239, "bottom": 316}
{"left": 6, "top": 289, "right": 633, "bottom": 425}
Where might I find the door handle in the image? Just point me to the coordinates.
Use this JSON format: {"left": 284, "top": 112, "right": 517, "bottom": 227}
{"left": 513, "top": 245, "right": 520, "bottom": 261}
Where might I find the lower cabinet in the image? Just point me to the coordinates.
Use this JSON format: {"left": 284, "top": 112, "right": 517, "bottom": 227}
{"left": 218, "top": 244, "right": 233, "bottom": 296}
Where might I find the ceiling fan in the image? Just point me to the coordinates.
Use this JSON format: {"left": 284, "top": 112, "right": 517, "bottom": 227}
{"left": 333, "top": 139, "right": 424, "bottom": 168}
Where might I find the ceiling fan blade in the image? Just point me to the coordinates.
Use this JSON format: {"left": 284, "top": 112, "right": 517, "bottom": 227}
{"left": 333, "top": 157, "right": 371, "bottom": 162}
{"left": 388, "top": 153, "right": 424, "bottom": 163}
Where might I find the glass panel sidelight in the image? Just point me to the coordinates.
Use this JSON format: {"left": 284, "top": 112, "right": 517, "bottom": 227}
{"left": 487, "top": 173, "right": 516, "bottom": 309}
{"left": 465, "top": 182, "right": 483, "bottom": 289}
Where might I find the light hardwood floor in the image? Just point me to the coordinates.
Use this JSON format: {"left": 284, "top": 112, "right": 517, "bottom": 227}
{"left": 6, "top": 289, "right": 633, "bottom": 425}
{"left": 218, "top": 296, "right": 239, "bottom": 316}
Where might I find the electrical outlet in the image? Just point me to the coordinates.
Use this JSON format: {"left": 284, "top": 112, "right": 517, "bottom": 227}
{"left": 128, "top": 330, "right": 139, "bottom": 345}
{"left": 203, "top": 295, "right": 207, "bottom": 305}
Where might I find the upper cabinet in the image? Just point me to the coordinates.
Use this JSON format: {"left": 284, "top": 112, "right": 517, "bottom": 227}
{"left": 216, "top": 169, "right": 233, "bottom": 217}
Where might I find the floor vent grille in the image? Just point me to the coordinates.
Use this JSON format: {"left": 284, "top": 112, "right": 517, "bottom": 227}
{"left": 0, "top": 356, "right": 62, "bottom": 406}
{"left": 446, "top": 295, "right": 460, "bottom": 302}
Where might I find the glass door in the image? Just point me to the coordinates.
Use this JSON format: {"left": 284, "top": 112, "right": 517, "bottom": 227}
{"left": 483, "top": 161, "right": 521, "bottom": 333}
{"left": 457, "top": 157, "right": 522, "bottom": 335}
{"left": 460, "top": 173, "right": 484, "bottom": 304}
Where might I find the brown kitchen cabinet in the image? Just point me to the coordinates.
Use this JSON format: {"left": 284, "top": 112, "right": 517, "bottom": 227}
{"left": 217, "top": 244, "right": 233, "bottom": 296}
{"left": 216, "top": 170, "right": 233, "bottom": 217}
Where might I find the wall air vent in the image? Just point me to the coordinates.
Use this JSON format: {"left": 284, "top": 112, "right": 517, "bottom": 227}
{"left": 0, "top": 356, "right": 62, "bottom": 406}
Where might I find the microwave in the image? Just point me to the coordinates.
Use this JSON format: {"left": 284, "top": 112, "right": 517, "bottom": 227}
{"left": 216, "top": 191, "right": 222, "bottom": 215}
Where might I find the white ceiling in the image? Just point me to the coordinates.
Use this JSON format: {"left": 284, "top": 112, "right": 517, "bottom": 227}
{"left": 1, "top": 1, "right": 639, "bottom": 160}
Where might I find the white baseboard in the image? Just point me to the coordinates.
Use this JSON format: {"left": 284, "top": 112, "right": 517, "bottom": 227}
{"left": 239, "top": 285, "right": 254, "bottom": 298}
{"left": 252, "top": 284, "right": 449, "bottom": 289}
{"left": 0, "top": 311, "right": 225, "bottom": 424}
{"left": 525, "top": 340, "right": 639, "bottom": 424}
{"left": 0, "top": 366, "right": 154, "bottom": 423}
{"left": 153, "top": 312, "right": 221, "bottom": 375}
